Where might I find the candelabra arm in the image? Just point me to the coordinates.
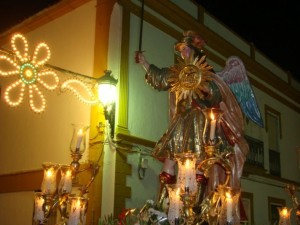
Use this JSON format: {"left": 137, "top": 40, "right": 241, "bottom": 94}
{"left": 196, "top": 191, "right": 221, "bottom": 225}
{"left": 42, "top": 194, "right": 60, "bottom": 222}
{"left": 194, "top": 154, "right": 232, "bottom": 225}
{"left": 79, "top": 163, "right": 100, "bottom": 196}
{"left": 198, "top": 156, "right": 231, "bottom": 187}
{"left": 157, "top": 185, "right": 168, "bottom": 210}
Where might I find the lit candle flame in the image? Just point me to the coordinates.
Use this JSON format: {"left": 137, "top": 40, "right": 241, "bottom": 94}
{"left": 46, "top": 169, "right": 53, "bottom": 177}
{"left": 209, "top": 110, "right": 217, "bottom": 140}
{"left": 66, "top": 170, "right": 72, "bottom": 177}
{"left": 185, "top": 159, "right": 190, "bottom": 168}
{"left": 176, "top": 188, "right": 180, "bottom": 196}
{"left": 210, "top": 111, "right": 215, "bottom": 120}
{"left": 76, "top": 199, "right": 81, "bottom": 207}
{"left": 282, "top": 208, "right": 288, "bottom": 216}
{"left": 225, "top": 192, "right": 232, "bottom": 199}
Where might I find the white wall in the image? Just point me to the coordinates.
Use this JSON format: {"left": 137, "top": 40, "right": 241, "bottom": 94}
{"left": 127, "top": 14, "right": 173, "bottom": 142}
{"left": 241, "top": 178, "right": 296, "bottom": 225}
{"left": 125, "top": 10, "right": 175, "bottom": 210}
{"left": 126, "top": 152, "right": 163, "bottom": 208}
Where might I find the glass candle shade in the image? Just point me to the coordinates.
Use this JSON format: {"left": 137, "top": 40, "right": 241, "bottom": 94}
{"left": 68, "top": 197, "right": 88, "bottom": 225}
{"left": 70, "top": 124, "right": 89, "bottom": 155}
{"left": 70, "top": 124, "right": 89, "bottom": 172}
{"left": 41, "top": 162, "right": 59, "bottom": 195}
{"left": 167, "top": 184, "right": 182, "bottom": 225}
{"left": 58, "top": 165, "right": 73, "bottom": 194}
{"left": 218, "top": 186, "right": 240, "bottom": 225}
{"left": 202, "top": 108, "right": 223, "bottom": 146}
{"left": 176, "top": 156, "right": 198, "bottom": 195}
{"left": 162, "top": 158, "right": 176, "bottom": 176}
{"left": 278, "top": 207, "right": 292, "bottom": 225}
{"left": 33, "top": 192, "right": 45, "bottom": 224}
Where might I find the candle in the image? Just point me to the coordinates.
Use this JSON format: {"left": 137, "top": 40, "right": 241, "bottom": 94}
{"left": 68, "top": 198, "right": 81, "bottom": 225}
{"left": 209, "top": 111, "right": 216, "bottom": 140}
{"left": 75, "top": 129, "right": 83, "bottom": 151}
{"left": 60, "top": 168, "right": 72, "bottom": 194}
{"left": 185, "top": 159, "right": 192, "bottom": 190}
{"left": 167, "top": 185, "right": 182, "bottom": 225}
{"left": 33, "top": 195, "right": 45, "bottom": 223}
{"left": 226, "top": 192, "right": 233, "bottom": 222}
{"left": 41, "top": 168, "right": 56, "bottom": 194}
{"left": 46, "top": 169, "right": 53, "bottom": 192}
{"left": 174, "top": 188, "right": 181, "bottom": 218}
{"left": 64, "top": 170, "right": 72, "bottom": 192}
{"left": 279, "top": 207, "right": 292, "bottom": 225}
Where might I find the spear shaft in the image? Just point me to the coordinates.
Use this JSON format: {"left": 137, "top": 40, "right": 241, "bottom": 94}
{"left": 138, "top": 0, "right": 145, "bottom": 52}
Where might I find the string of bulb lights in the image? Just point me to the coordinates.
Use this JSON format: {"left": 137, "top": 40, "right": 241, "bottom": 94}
{"left": 0, "top": 33, "right": 103, "bottom": 113}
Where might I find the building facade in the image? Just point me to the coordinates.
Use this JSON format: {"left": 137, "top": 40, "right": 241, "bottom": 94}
{"left": 0, "top": 0, "right": 299, "bottom": 225}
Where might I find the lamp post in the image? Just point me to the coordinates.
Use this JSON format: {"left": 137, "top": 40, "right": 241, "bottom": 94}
{"left": 97, "top": 70, "right": 118, "bottom": 138}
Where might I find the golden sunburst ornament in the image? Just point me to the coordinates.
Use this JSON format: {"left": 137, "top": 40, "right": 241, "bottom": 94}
{"left": 168, "top": 55, "right": 214, "bottom": 103}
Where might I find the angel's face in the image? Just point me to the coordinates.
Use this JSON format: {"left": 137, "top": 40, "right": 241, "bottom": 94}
{"left": 180, "top": 45, "right": 192, "bottom": 59}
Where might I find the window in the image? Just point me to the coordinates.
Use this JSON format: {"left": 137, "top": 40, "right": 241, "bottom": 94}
{"left": 268, "top": 197, "right": 286, "bottom": 225}
{"left": 241, "top": 192, "right": 254, "bottom": 225}
{"left": 265, "top": 105, "right": 281, "bottom": 176}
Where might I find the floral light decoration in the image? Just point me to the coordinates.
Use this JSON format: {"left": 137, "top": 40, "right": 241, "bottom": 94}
{"left": 61, "top": 78, "right": 99, "bottom": 105}
{"left": 0, "top": 33, "right": 59, "bottom": 113}
{"left": 0, "top": 33, "right": 99, "bottom": 113}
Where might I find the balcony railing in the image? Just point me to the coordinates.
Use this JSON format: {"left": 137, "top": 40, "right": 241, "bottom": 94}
{"left": 245, "top": 135, "right": 264, "bottom": 169}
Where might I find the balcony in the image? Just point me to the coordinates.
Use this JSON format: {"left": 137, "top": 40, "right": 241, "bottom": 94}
{"left": 245, "top": 135, "right": 264, "bottom": 168}
{"left": 243, "top": 135, "right": 267, "bottom": 176}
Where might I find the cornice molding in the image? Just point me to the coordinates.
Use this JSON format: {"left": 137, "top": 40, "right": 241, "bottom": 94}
{"left": 0, "top": 169, "right": 43, "bottom": 193}
{"left": 0, "top": 163, "right": 91, "bottom": 194}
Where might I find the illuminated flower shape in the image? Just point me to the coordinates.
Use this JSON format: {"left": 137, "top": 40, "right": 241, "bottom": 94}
{"left": 0, "top": 33, "right": 59, "bottom": 113}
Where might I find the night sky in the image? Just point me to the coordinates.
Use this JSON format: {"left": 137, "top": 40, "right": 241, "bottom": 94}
{"left": 196, "top": 0, "right": 300, "bottom": 82}
{"left": 0, "top": 0, "right": 60, "bottom": 32}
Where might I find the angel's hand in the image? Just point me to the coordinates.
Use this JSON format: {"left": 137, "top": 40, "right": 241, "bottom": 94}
{"left": 135, "top": 51, "right": 150, "bottom": 72}
{"left": 135, "top": 51, "right": 145, "bottom": 63}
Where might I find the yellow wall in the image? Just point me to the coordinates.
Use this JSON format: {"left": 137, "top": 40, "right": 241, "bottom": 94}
{"left": 0, "top": 1, "right": 97, "bottom": 224}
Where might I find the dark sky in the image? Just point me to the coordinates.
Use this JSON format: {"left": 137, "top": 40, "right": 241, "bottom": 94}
{"left": 0, "top": 0, "right": 60, "bottom": 33}
{"left": 1, "top": 0, "right": 299, "bottom": 82}
{"left": 196, "top": 0, "right": 300, "bottom": 82}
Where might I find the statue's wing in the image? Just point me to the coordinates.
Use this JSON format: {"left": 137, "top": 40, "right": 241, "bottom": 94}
{"left": 216, "top": 56, "right": 264, "bottom": 127}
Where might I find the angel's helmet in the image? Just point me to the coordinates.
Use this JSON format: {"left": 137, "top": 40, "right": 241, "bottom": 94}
{"left": 174, "top": 30, "right": 206, "bottom": 59}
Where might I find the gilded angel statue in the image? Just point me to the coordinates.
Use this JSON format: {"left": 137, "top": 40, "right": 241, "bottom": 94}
{"left": 135, "top": 30, "right": 263, "bottom": 222}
